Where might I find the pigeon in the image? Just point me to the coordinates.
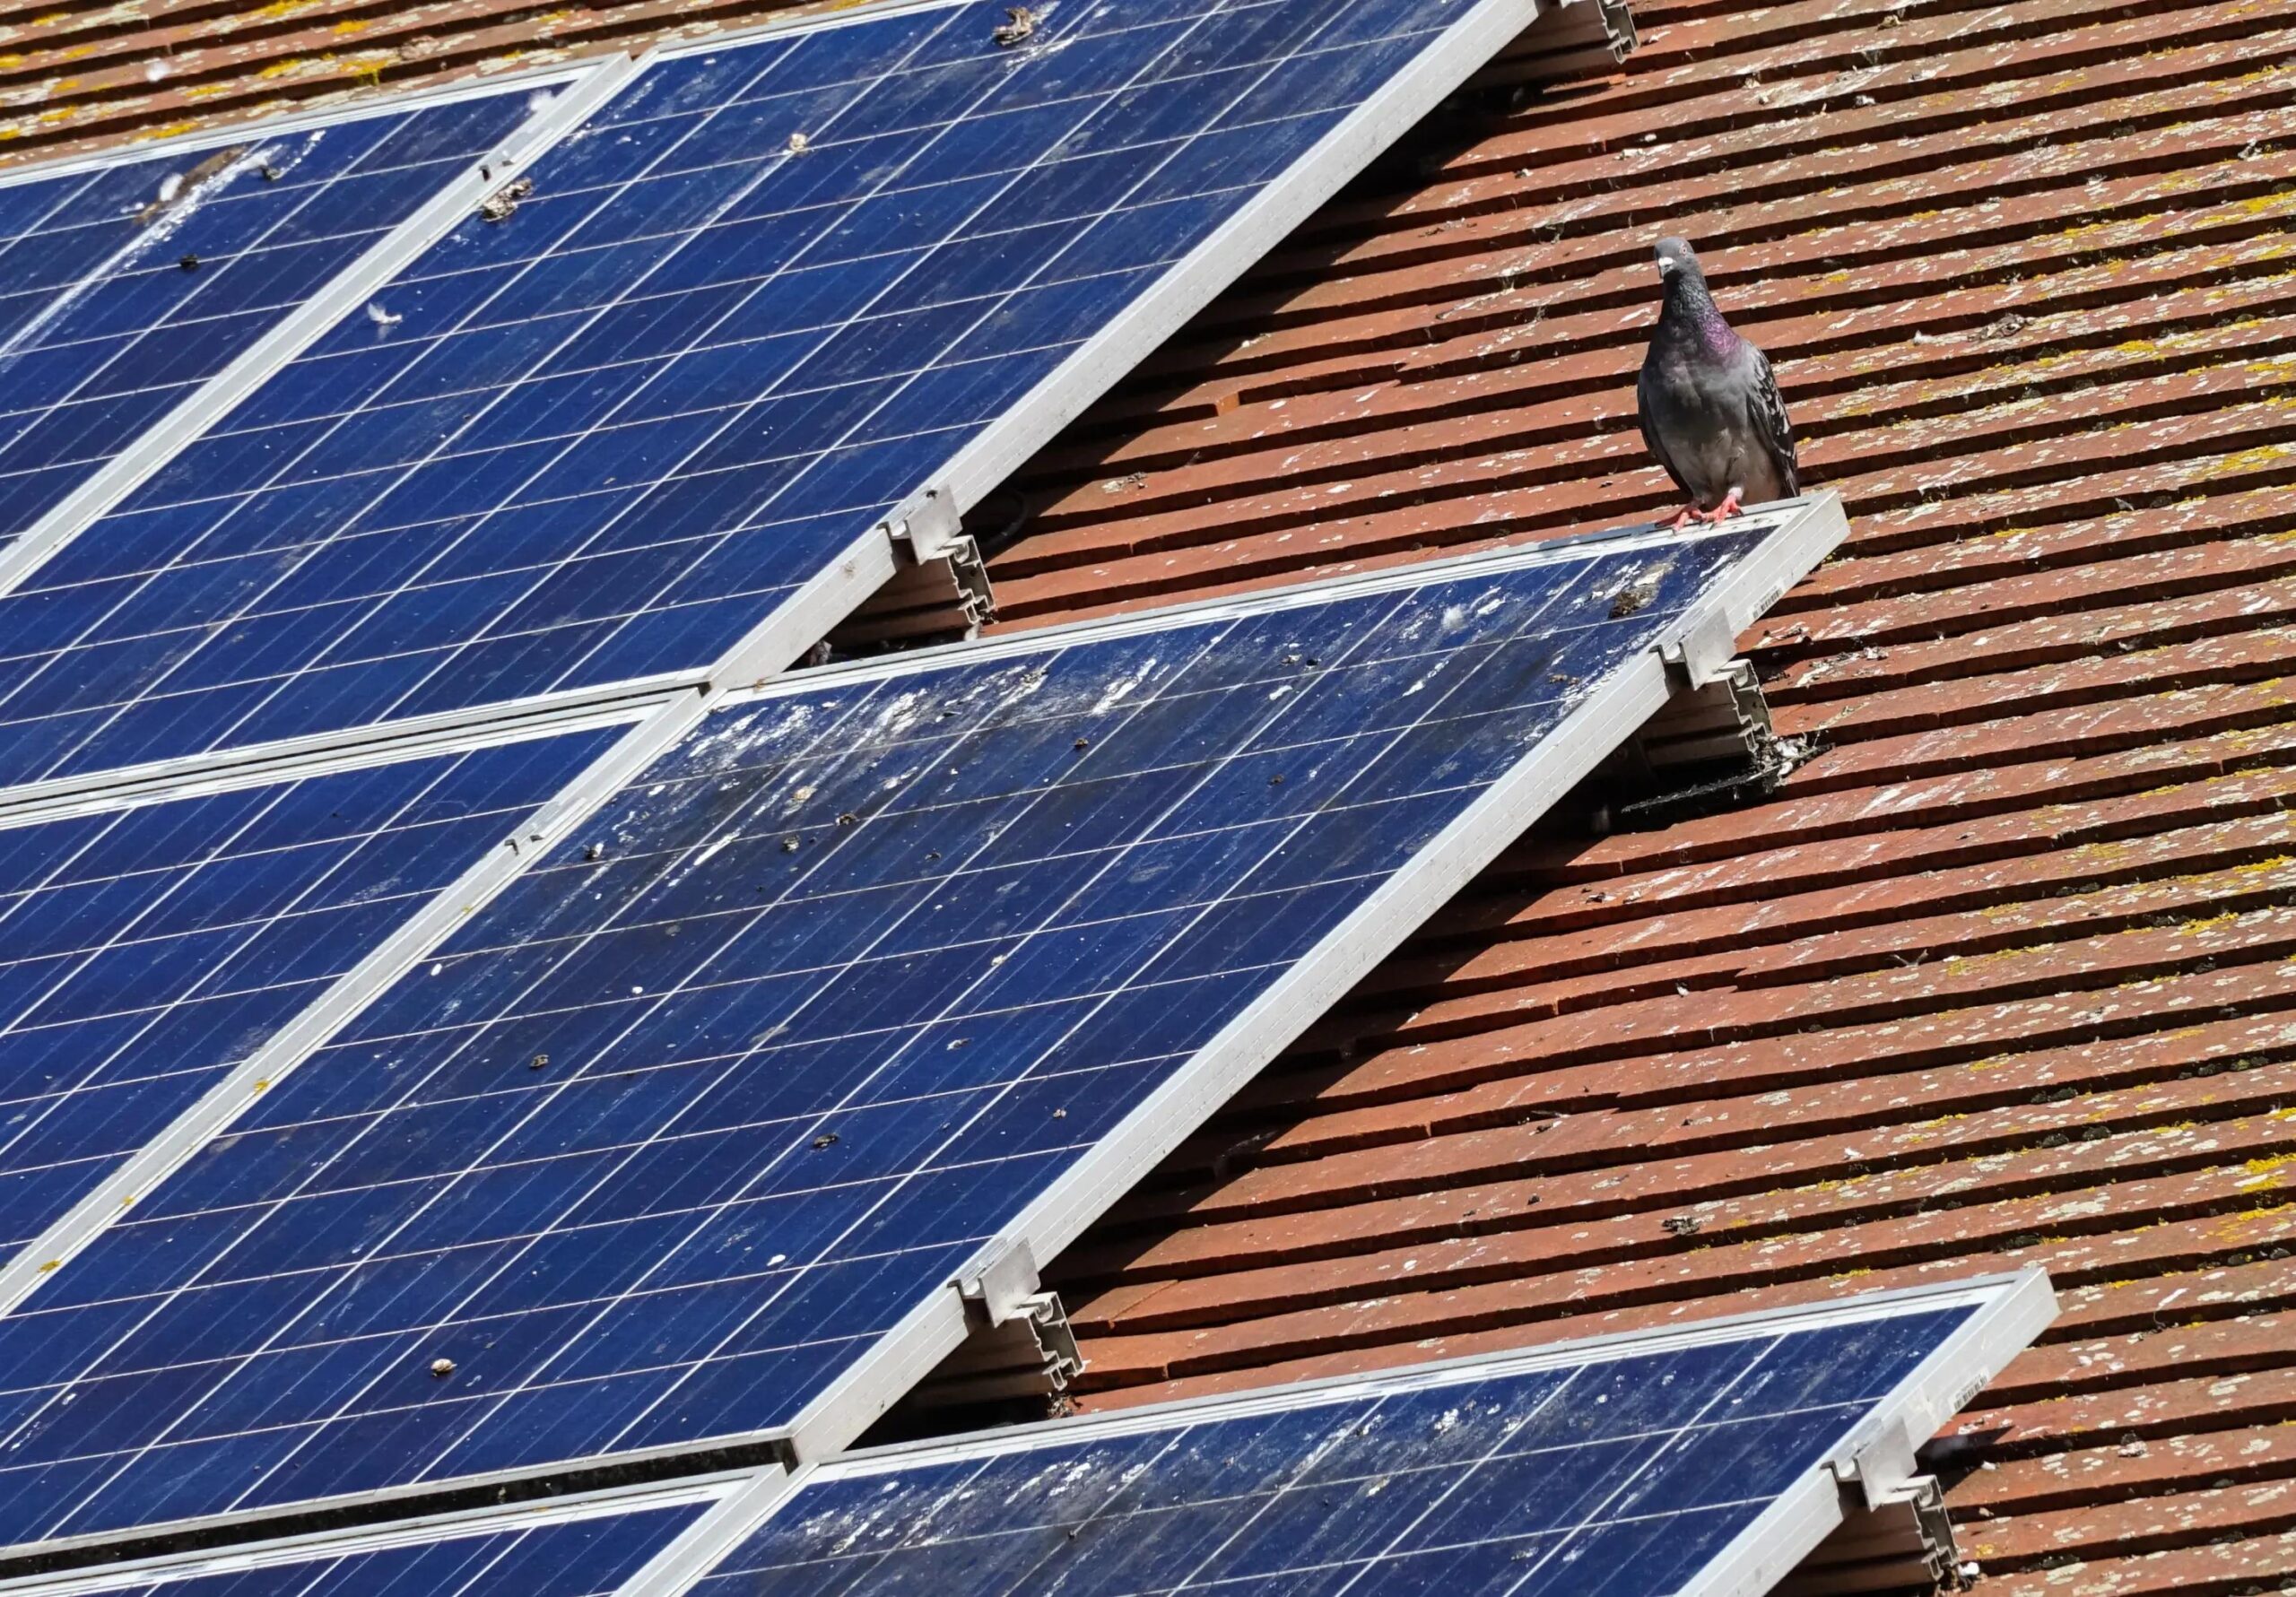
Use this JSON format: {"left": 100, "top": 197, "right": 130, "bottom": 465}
{"left": 1636, "top": 238, "right": 1799, "bottom": 530}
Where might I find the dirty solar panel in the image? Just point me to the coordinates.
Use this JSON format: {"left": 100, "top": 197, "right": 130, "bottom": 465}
{"left": 0, "top": 722, "right": 619, "bottom": 1263}
{"left": 0, "top": 0, "right": 1502, "bottom": 784}
{"left": 0, "top": 88, "right": 544, "bottom": 554}
{"left": 692, "top": 1298, "right": 1992, "bottom": 1597}
{"left": 0, "top": 522, "right": 1772, "bottom": 1541}
{"left": 55, "top": 1497, "right": 710, "bottom": 1597}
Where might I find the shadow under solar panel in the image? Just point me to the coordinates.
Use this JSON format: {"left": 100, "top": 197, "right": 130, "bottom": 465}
{"left": 0, "top": 0, "right": 1539, "bottom": 787}
{"left": 0, "top": 498, "right": 1845, "bottom": 1556}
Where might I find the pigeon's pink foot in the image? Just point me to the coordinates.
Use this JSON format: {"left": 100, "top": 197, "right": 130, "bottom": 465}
{"left": 1706, "top": 488, "right": 1746, "bottom": 522}
{"left": 1668, "top": 506, "right": 1699, "bottom": 531}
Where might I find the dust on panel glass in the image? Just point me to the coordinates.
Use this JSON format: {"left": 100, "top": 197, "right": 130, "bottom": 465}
{"left": 0, "top": 723, "right": 618, "bottom": 1262}
{"left": 0, "top": 525, "right": 1761, "bottom": 1542}
{"left": 0, "top": 87, "right": 541, "bottom": 552}
{"left": 0, "top": 0, "right": 1488, "bottom": 783}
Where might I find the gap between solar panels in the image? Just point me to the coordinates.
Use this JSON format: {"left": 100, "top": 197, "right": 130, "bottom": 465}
{"left": 0, "top": 0, "right": 1557, "bottom": 794}
{"left": 0, "top": 495, "right": 1845, "bottom": 1569}
{"left": 0, "top": 1272, "right": 2053, "bottom": 1597}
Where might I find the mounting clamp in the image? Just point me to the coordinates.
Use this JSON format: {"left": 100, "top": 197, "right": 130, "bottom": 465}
{"left": 1836, "top": 1413, "right": 1922, "bottom": 1510}
{"left": 957, "top": 1237, "right": 1044, "bottom": 1326}
{"left": 1659, "top": 605, "right": 1739, "bottom": 690}
{"left": 883, "top": 483, "right": 964, "bottom": 562}
{"left": 930, "top": 1237, "right": 1083, "bottom": 1410}
{"left": 1779, "top": 1417, "right": 1968, "bottom": 1594}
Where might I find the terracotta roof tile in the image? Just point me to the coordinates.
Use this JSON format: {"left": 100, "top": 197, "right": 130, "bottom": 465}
{"left": 961, "top": 0, "right": 2296, "bottom": 1580}
{"left": 12, "top": 0, "right": 2295, "bottom": 1576}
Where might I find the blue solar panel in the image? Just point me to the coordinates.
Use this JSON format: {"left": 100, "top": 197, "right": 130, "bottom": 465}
{"left": 0, "top": 723, "right": 621, "bottom": 1263}
{"left": 0, "top": 513, "right": 1830, "bottom": 1548}
{"left": 682, "top": 1280, "right": 2042, "bottom": 1597}
{"left": 0, "top": 0, "right": 1518, "bottom": 784}
{"left": 0, "top": 87, "right": 544, "bottom": 555}
{"left": 36, "top": 1494, "right": 713, "bottom": 1597}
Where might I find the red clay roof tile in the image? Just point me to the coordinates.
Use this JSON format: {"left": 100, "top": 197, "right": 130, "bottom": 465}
{"left": 13, "top": 0, "right": 2295, "bottom": 1577}
{"left": 976, "top": 0, "right": 2296, "bottom": 1583}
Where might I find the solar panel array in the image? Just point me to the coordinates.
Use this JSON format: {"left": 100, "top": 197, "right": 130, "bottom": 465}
{"left": 0, "top": 87, "right": 546, "bottom": 556}
{"left": 0, "top": 1276, "right": 2052, "bottom": 1597}
{"left": 0, "top": 0, "right": 1508, "bottom": 788}
{"left": 0, "top": 520, "right": 1827, "bottom": 1545}
{"left": 0, "top": 0, "right": 1878, "bottom": 1586}
{"left": 0, "top": 725, "right": 622, "bottom": 1256}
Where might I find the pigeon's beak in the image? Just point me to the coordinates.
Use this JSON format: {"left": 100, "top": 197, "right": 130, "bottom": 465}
{"left": 1656, "top": 259, "right": 1675, "bottom": 279}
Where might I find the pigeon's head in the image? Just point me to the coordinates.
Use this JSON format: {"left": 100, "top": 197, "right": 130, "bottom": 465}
{"left": 1653, "top": 237, "right": 1703, "bottom": 284}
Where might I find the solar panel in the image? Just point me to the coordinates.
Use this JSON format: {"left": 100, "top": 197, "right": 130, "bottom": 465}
{"left": 653, "top": 1273, "right": 2050, "bottom": 1597}
{"left": 0, "top": 498, "right": 1845, "bottom": 1554}
{"left": 0, "top": 0, "right": 1543, "bottom": 786}
{"left": 0, "top": 1275, "right": 2051, "bottom": 1597}
{"left": 0, "top": 721, "right": 625, "bottom": 1285}
{"left": 0, "top": 1485, "right": 726, "bottom": 1597}
{"left": 0, "top": 79, "right": 577, "bottom": 567}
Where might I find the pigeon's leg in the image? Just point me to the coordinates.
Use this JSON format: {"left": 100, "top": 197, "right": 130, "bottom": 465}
{"left": 1700, "top": 488, "right": 1746, "bottom": 522}
{"left": 1668, "top": 505, "right": 1700, "bottom": 531}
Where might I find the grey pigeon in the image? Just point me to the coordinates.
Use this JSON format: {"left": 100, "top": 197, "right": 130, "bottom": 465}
{"left": 1636, "top": 238, "right": 1798, "bottom": 529}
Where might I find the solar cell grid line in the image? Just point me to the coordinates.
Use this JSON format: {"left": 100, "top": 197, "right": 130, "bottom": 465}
{"left": 0, "top": 66, "right": 619, "bottom": 588}
{"left": 0, "top": 720, "right": 627, "bottom": 1281}
{"left": 634, "top": 1272, "right": 2055, "bottom": 1597}
{"left": 0, "top": 496, "right": 1846, "bottom": 1557}
{"left": 0, "top": 1480, "right": 734, "bottom": 1597}
{"left": 0, "top": 0, "right": 1544, "bottom": 788}
{"left": 0, "top": 683, "right": 743, "bottom": 1346}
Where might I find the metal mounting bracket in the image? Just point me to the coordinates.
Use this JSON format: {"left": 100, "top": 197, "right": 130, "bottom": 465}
{"left": 1775, "top": 1421, "right": 1970, "bottom": 1594}
{"left": 828, "top": 532, "right": 996, "bottom": 649}
{"left": 956, "top": 1237, "right": 1043, "bottom": 1327}
{"left": 882, "top": 484, "right": 964, "bottom": 563}
{"left": 1470, "top": 0, "right": 1638, "bottom": 89}
{"left": 925, "top": 1238, "right": 1084, "bottom": 1414}
{"left": 1783, "top": 1470, "right": 1964, "bottom": 1596}
{"left": 1588, "top": 0, "right": 1638, "bottom": 60}
{"left": 1836, "top": 1413, "right": 1922, "bottom": 1512}
{"left": 1660, "top": 604, "right": 1740, "bottom": 690}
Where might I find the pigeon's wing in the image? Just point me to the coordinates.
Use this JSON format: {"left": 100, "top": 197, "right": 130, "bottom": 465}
{"left": 1636, "top": 360, "right": 1694, "bottom": 499}
{"left": 1743, "top": 344, "right": 1800, "bottom": 498}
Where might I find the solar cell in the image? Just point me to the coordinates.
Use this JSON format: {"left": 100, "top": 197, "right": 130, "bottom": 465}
{"left": 0, "top": 499, "right": 1843, "bottom": 1552}
{"left": 0, "top": 0, "right": 1540, "bottom": 785}
{"left": 0, "top": 722, "right": 622, "bottom": 1274}
{"left": 663, "top": 1273, "right": 2050, "bottom": 1597}
{"left": 0, "top": 1487, "right": 721, "bottom": 1597}
{"left": 0, "top": 82, "right": 561, "bottom": 563}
